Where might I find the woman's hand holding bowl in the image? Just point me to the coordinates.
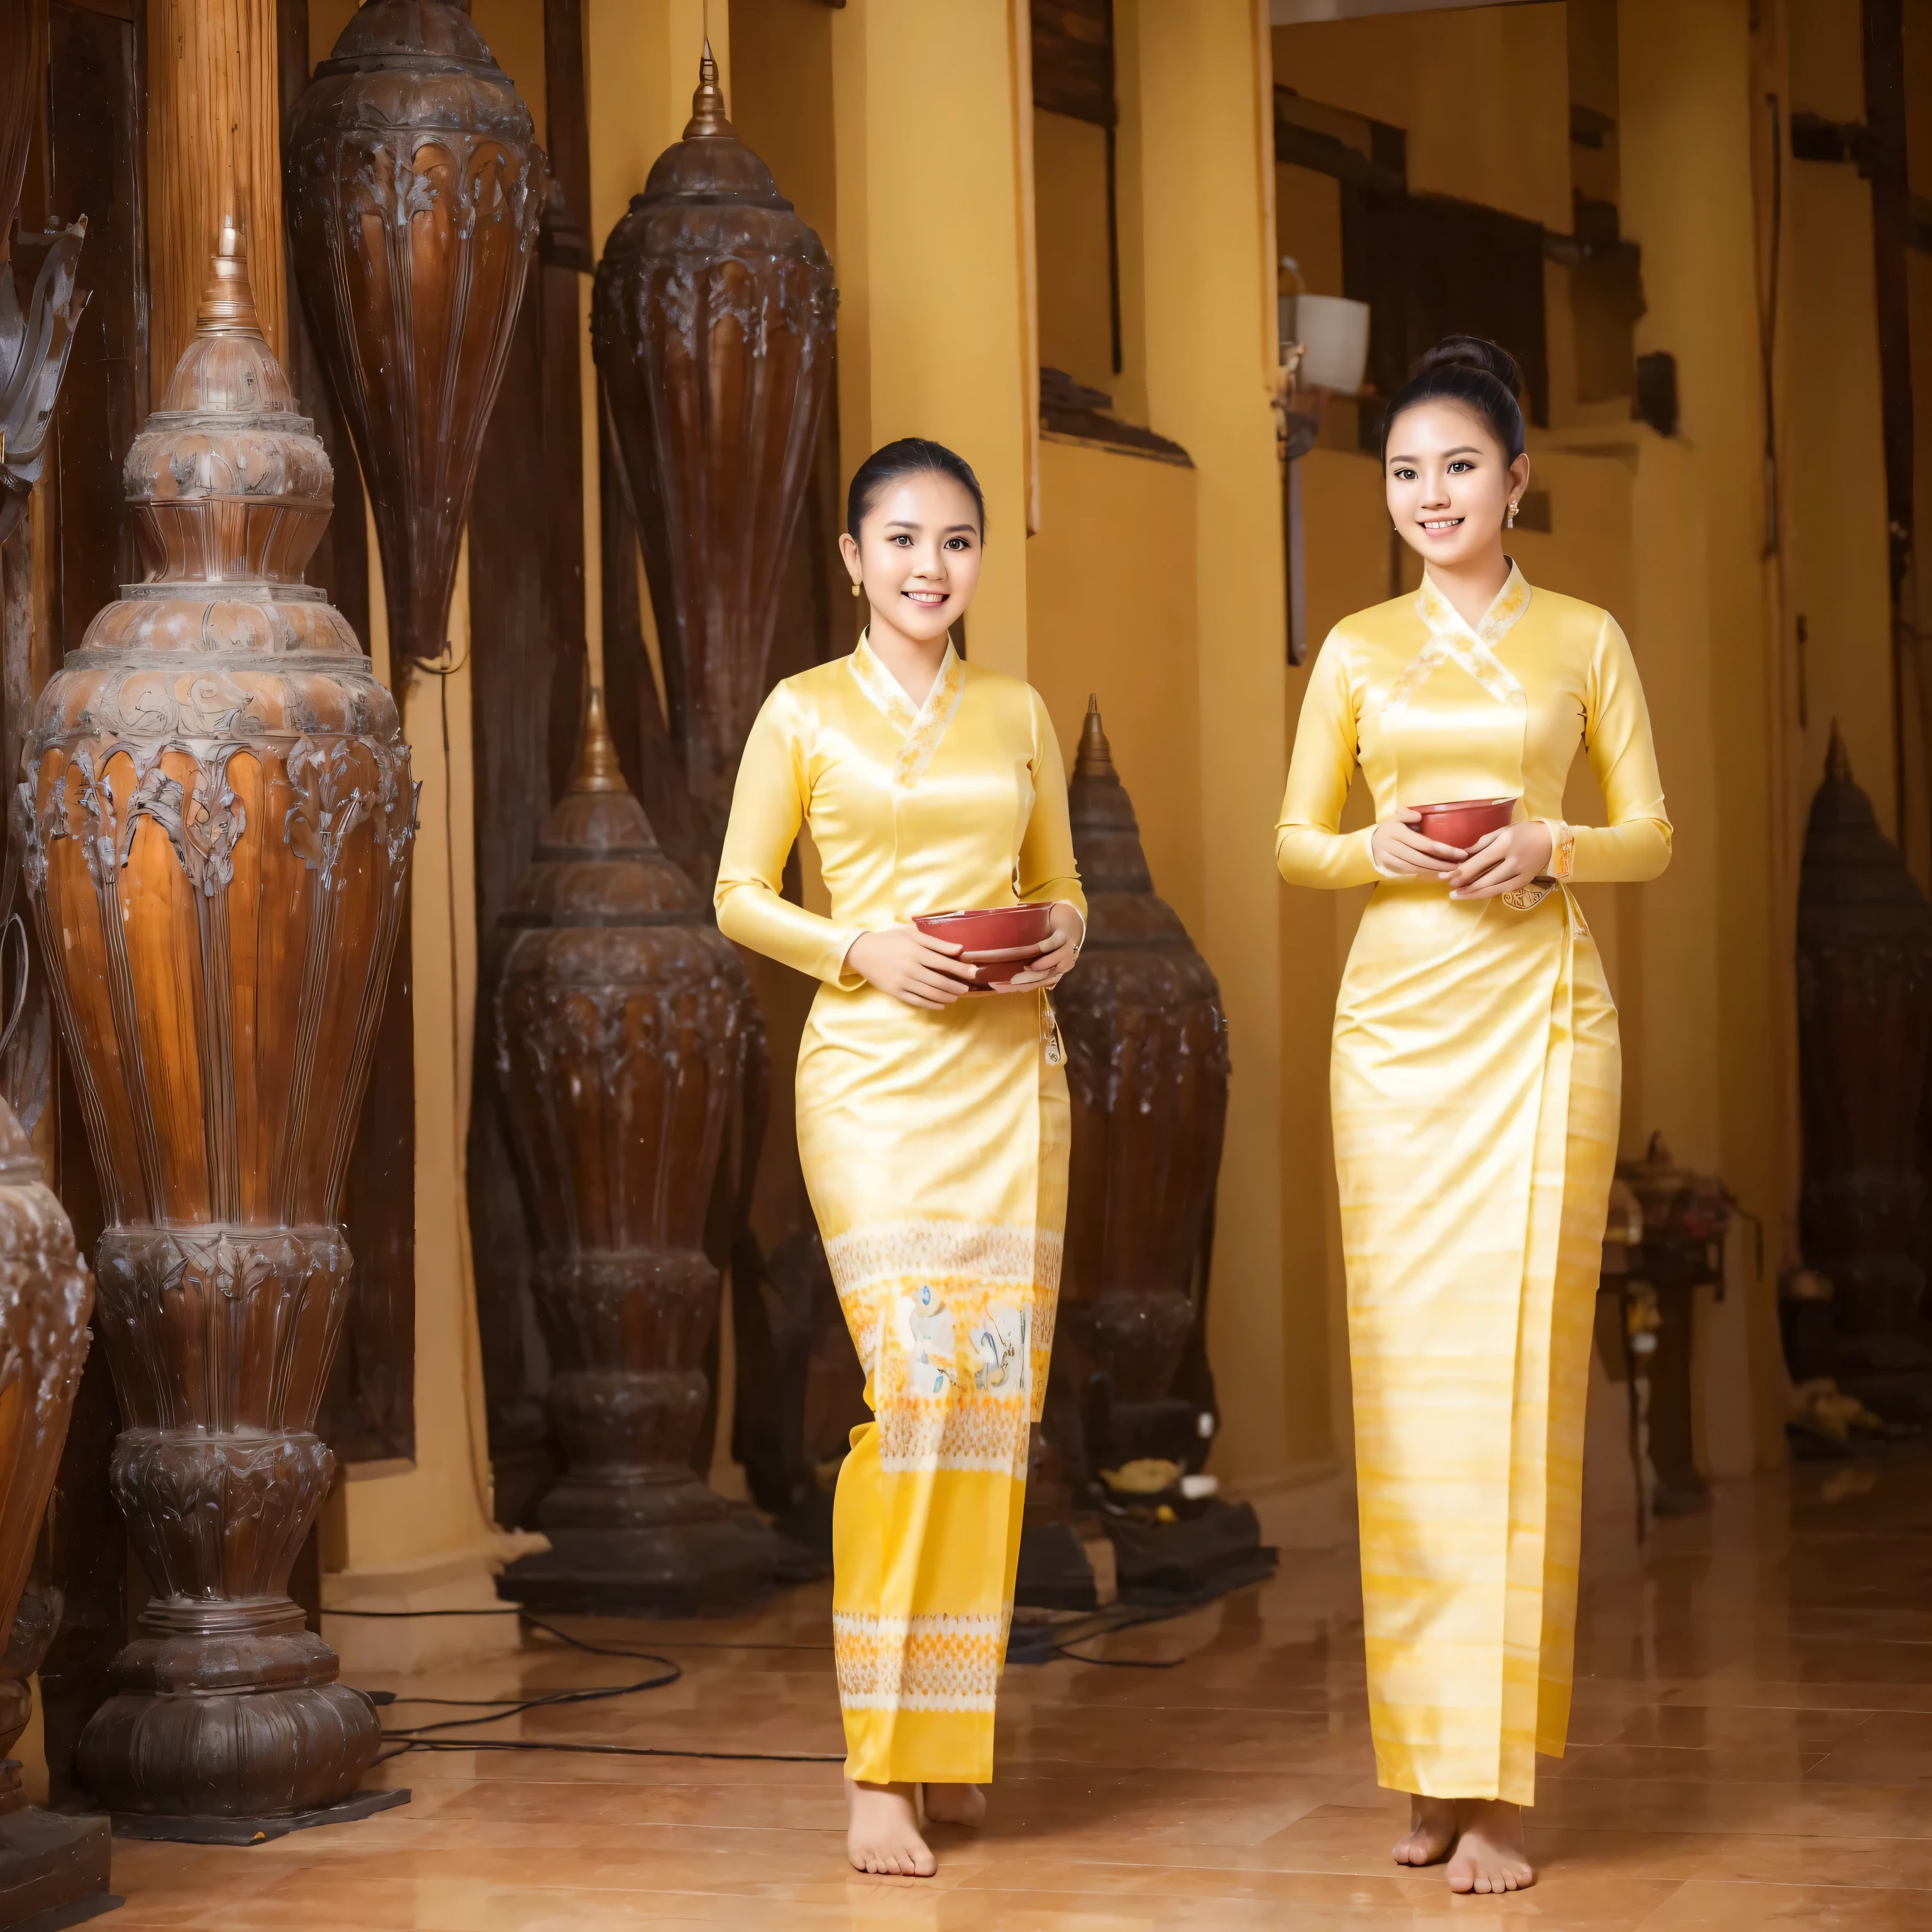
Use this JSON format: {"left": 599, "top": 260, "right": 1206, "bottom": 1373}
{"left": 848, "top": 925, "right": 981, "bottom": 1009}
{"left": 1371, "top": 809, "right": 1470, "bottom": 878}
{"left": 1003, "top": 901, "right": 1084, "bottom": 991}
{"left": 1446, "top": 821, "right": 1555, "bottom": 899}
{"left": 1371, "top": 813, "right": 1554, "bottom": 899}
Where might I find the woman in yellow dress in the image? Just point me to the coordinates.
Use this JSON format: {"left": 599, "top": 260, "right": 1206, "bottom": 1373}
{"left": 1275, "top": 338, "right": 1672, "bottom": 1894}
{"left": 715, "top": 439, "right": 1084, "bottom": 1878}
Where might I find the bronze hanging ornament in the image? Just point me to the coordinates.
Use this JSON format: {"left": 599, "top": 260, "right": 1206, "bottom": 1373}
{"left": 1045, "top": 699, "right": 1273, "bottom": 1605}
{"left": 593, "top": 41, "right": 836, "bottom": 877}
{"left": 495, "top": 689, "right": 775, "bottom": 1614}
{"left": 284, "top": 0, "right": 543, "bottom": 672}
{"left": 23, "top": 225, "right": 416, "bottom": 1821}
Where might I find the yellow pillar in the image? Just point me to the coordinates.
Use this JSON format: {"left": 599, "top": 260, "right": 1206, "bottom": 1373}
{"left": 829, "top": 0, "right": 1037, "bottom": 677}
{"left": 1126, "top": 0, "right": 1306, "bottom": 1484}
{"left": 1618, "top": 0, "right": 1792, "bottom": 1474}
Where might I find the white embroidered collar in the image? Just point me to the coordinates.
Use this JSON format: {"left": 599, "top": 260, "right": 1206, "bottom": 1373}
{"left": 1386, "top": 560, "right": 1532, "bottom": 716}
{"left": 848, "top": 631, "right": 966, "bottom": 787}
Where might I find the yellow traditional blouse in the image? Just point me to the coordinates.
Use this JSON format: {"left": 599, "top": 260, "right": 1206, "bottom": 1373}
{"left": 716, "top": 635, "right": 1084, "bottom": 971}
{"left": 1276, "top": 564, "right": 1671, "bottom": 891}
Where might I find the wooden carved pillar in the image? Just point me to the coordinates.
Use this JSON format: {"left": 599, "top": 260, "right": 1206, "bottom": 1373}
{"left": 496, "top": 692, "right": 775, "bottom": 1614}
{"left": 26, "top": 230, "right": 415, "bottom": 1821}
{"left": 1797, "top": 726, "right": 1932, "bottom": 1421}
{"left": 1046, "top": 701, "right": 1273, "bottom": 1605}
{"left": 0, "top": 1101, "right": 111, "bottom": 1932}
{"left": 147, "top": 0, "right": 286, "bottom": 389}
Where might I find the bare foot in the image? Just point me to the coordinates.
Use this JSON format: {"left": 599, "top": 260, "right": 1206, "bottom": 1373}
{"left": 845, "top": 1778, "right": 935, "bottom": 1877}
{"left": 922, "top": 1782, "right": 986, "bottom": 1828}
{"left": 1392, "top": 1793, "right": 1456, "bottom": 1867}
{"left": 1446, "top": 1798, "right": 1535, "bottom": 1894}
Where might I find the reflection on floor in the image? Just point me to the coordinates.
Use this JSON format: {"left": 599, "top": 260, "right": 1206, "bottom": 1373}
{"left": 104, "top": 1446, "right": 1932, "bottom": 1928}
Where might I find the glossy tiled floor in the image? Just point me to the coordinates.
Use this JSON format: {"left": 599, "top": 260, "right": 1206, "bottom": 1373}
{"left": 103, "top": 1448, "right": 1932, "bottom": 1928}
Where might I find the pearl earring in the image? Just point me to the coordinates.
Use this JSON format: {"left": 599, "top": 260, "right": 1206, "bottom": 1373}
{"left": 850, "top": 581, "right": 863, "bottom": 599}
{"left": 1506, "top": 501, "right": 1518, "bottom": 528}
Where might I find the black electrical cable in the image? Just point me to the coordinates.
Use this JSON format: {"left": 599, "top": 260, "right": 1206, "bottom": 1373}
{"left": 329, "top": 1590, "right": 1224, "bottom": 1767}
{"left": 328, "top": 1604, "right": 848, "bottom": 1766}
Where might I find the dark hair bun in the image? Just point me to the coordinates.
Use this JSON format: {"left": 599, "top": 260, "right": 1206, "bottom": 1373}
{"left": 1414, "top": 335, "right": 1522, "bottom": 396}
{"left": 1381, "top": 334, "right": 1528, "bottom": 462}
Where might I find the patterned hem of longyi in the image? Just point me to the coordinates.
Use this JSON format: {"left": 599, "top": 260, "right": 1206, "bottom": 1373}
{"left": 833, "top": 1608, "right": 1012, "bottom": 1710}
{"left": 837, "top": 1694, "right": 1001, "bottom": 1713}
{"left": 824, "top": 1219, "right": 1065, "bottom": 1294}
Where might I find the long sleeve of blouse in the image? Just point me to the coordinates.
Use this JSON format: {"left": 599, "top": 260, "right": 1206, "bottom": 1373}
{"left": 714, "top": 682, "right": 867, "bottom": 987}
{"left": 1567, "top": 614, "right": 1672, "bottom": 883}
{"left": 1015, "top": 691, "right": 1085, "bottom": 919}
{"left": 1274, "top": 636, "right": 1384, "bottom": 891}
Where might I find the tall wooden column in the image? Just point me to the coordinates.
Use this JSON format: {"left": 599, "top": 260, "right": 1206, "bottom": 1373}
{"left": 145, "top": 0, "right": 284, "bottom": 391}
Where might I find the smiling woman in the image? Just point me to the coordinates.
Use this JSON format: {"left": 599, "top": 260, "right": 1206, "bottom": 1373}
{"left": 713, "top": 442, "right": 1086, "bottom": 1881}
{"left": 1276, "top": 336, "right": 1674, "bottom": 1896}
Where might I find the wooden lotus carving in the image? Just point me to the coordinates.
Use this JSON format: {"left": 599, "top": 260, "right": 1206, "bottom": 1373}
{"left": 496, "top": 691, "right": 774, "bottom": 1614}
{"left": 1056, "top": 699, "right": 1230, "bottom": 1462}
{"left": 0, "top": 1094, "right": 109, "bottom": 1910}
{"left": 1047, "top": 701, "right": 1274, "bottom": 1603}
{"left": 593, "top": 44, "right": 836, "bottom": 874}
{"left": 1798, "top": 728, "right": 1932, "bottom": 1357}
{"left": 21, "top": 228, "right": 415, "bottom": 1818}
{"left": 285, "top": 0, "right": 543, "bottom": 669}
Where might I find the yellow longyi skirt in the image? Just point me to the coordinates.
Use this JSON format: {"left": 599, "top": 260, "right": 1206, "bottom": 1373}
{"left": 801, "top": 980, "right": 1066, "bottom": 1785}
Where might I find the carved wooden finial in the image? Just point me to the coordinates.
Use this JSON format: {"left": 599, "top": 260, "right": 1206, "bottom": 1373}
{"left": 684, "top": 38, "right": 733, "bottom": 138}
{"left": 571, "top": 687, "right": 629, "bottom": 794}
{"left": 1075, "top": 692, "right": 1117, "bottom": 782}
{"left": 1826, "top": 718, "right": 1852, "bottom": 782}
{"left": 196, "top": 218, "right": 263, "bottom": 336}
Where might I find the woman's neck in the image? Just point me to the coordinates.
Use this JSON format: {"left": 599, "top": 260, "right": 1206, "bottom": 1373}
{"left": 864, "top": 615, "right": 950, "bottom": 707}
{"left": 1423, "top": 546, "right": 1513, "bottom": 632}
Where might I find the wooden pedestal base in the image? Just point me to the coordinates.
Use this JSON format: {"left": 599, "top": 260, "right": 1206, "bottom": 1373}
{"left": 76, "top": 1607, "right": 380, "bottom": 1820}
{"left": 501, "top": 1495, "right": 777, "bottom": 1617}
{"left": 108, "top": 1787, "right": 409, "bottom": 1846}
{"left": 1103, "top": 1499, "right": 1279, "bottom": 1607}
{"left": 0, "top": 1803, "right": 116, "bottom": 1929}
{"left": 1014, "top": 1521, "right": 1098, "bottom": 1613}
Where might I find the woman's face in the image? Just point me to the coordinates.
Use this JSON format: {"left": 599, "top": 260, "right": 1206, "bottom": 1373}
{"left": 839, "top": 471, "right": 983, "bottom": 643}
{"left": 1384, "top": 401, "right": 1530, "bottom": 570}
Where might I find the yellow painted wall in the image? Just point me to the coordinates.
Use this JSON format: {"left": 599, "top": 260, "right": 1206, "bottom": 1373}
{"left": 1620, "top": 0, "right": 1791, "bottom": 1472}
{"left": 1784, "top": 0, "right": 1897, "bottom": 831}
{"left": 1128, "top": 0, "right": 1315, "bottom": 1484}
{"left": 1269, "top": 6, "right": 1572, "bottom": 236}
{"left": 733, "top": 0, "right": 838, "bottom": 257}
{"left": 1026, "top": 437, "right": 1205, "bottom": 938}
{"left": 1034, "top": 109, "right": 1115, "bottom": 398}
{"left": 829, "top": 0, "right": 1036, "bottom": 674}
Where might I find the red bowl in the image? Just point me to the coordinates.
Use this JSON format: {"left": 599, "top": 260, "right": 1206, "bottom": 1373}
{"left": 913, "top": 904, "right": 1056, "bottom": 990}
{"left": 1412, "top": 797, "right": 1518, "bottom": 852}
